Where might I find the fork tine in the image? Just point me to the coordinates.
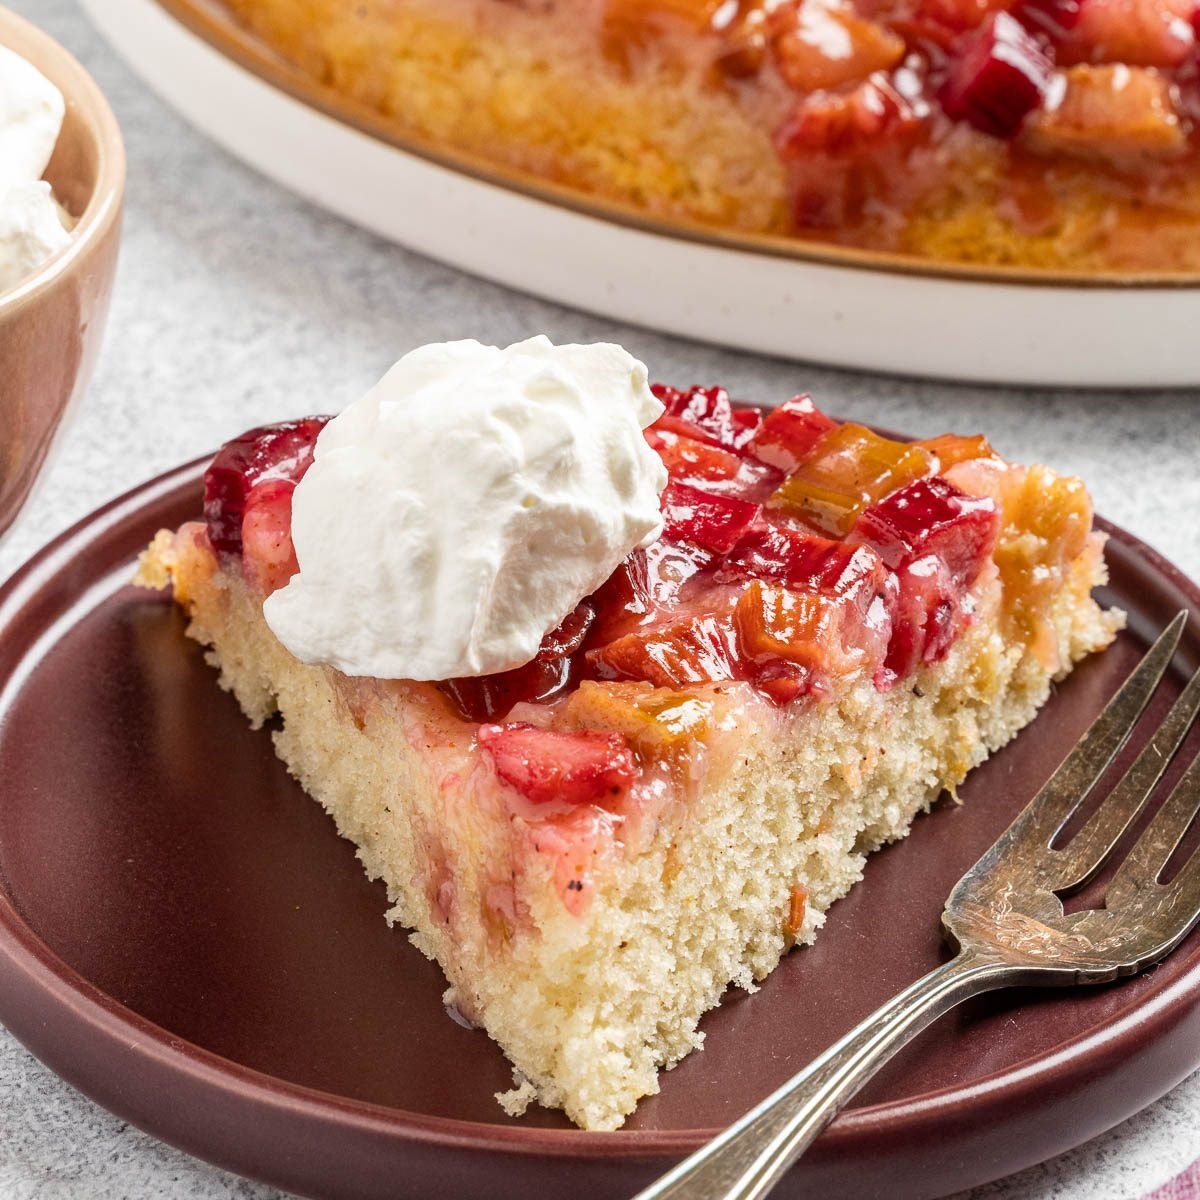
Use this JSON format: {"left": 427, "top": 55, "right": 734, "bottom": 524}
{"left": 1053, "top": 663, "right": 1200, "bottom": 892}
{"left": 1161, "top": 845, "right": 1200, "bottom": 947}
{"left": 1015, "top": 612, "right": 1187, "bottom": 849}
{"left": 1107, "top": 752, "right": 1200, "bottom": 907}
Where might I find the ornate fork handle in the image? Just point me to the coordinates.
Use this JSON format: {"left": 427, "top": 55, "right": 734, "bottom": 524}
{"left": 635, "top": 951, "right": 1014, "bottom": 1200}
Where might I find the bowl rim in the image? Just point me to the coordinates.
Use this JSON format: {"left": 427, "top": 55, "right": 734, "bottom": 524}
{"left": 0, "top": 5, "right": 125, "bottom": 316}
{"left": 156, "top": 0, "right": 1197, "bottom": 291}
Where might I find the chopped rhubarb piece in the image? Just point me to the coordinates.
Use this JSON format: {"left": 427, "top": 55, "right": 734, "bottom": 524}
{"left": 1057, "top": 0, "right": 1194, "bottom": 66}
{"left": 773, "top": 0, "right": 906, "bottom": 93}
{"left": 537, "top": 602, "right": 597, "bottom": 660}
{"left": 719, "top": 526, "right": 888, "bottom": 609}
{"left": 588, "top": 614, "right": 739, "bottom": 689}
{"left": 646, "top": 426, "right": 742, "bottom": 482}
{"left": 440, "top": 604, "right": 596, "bottom": 721}
{"left": 753, "top": 662, "right": 813, "bottom": 706}
{"left": 734, "top": 581, "right": 874, "bottom": 679}
{"left": 938, "top": 12, "right": 1054, "bottom": 138}
{"left": 769, "top": 423, "right": 933, "bottom": 536}
{"left": 563, "top": 680, "right": 714, "bottom": 760}
{"left": 852, "top": 477, "right": 999, "bottom": 676}
{"left": 587, "top": 552, "right": 653, "bottom": 642}
{"left": 1022, "top": 64, "right": 1188, "bottom": 164}
{"left": 586, "top": 539, "right": 717, "bottom": 644}
{"left": 775, "top": 72, "right": 924, "bottom": 158}
{"left": 775, "top": 73, "right": 928, "bottom": 229}
{"left": 993, "top": 465, "right": 1093, "bottom": 668}
{"left": 204, "top": 417, "right": 330, "bottom": 558}
{"left": 240, "top": 479, "right": 300, "bottom": 596}
{"left": 908, "top": 0, "right": 1013, "bottom": 32}
{"left": 661, "top": 481, "right": 762, "bottom": 554}
{"left": 441, "top": 657, "right": 575, "bottom": 723}
{"left": 729, "top": 454, "right": 788, "bottom": 505}
{"left": 479, "top": 722, "right": 639, "bottom": 809}
{"left": 735, "top": 582, "right": 842, "bottom": 666}
{"left": 784, "top": 883, "right": 809, "bottom": 941}
{"left": 852, "top": 476, "right": 999, "bottom": 585}
{"left": 918, "top": 433, "right": 999, "bottom": 471}
{"left": 1017, "top": 0, "right": 1083, "bottom": 36}
{"left": 883, "top": 557, "right": 961, "bottom": 677}
{"left": 651, "top": 384, "right": 761, "bottom": 450}
{"left": 748, "top": 394, "right": 838, "bottom": 472}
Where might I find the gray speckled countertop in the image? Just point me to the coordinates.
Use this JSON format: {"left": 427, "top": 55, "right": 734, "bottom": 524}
{"left": 2, "top": 2, "right": 1200, "bottom": 1198}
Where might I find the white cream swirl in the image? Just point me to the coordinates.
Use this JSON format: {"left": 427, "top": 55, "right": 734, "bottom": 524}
{"left": 264, "top": 337, "right": 668, "bottom": 680}
{"left": 0, "top": 44, "right": 69, "bottom": 294}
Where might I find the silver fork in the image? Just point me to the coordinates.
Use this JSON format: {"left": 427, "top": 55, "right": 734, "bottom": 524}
{"left": 636, "top": 610, "right": 1200, "bottom": 1200}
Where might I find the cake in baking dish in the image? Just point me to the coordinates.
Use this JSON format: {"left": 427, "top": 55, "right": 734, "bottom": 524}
{"left": 214, "top": 0, "right": 1200, "bottom": 270}
{"left": 137, "top": 351, "right": 1119, "bottom": 1130}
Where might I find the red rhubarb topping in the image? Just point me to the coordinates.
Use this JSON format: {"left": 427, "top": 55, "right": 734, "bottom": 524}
{"left": 852, "top": 476, "right": 999, "bottom": 674}
{"left": 646, "top": 426, "right": 743, "bottom": 482}
{"left": 747, "top": 395, "right": 838, "bottom": 472}
{"left": 204, "top": 417, "right": 329, "bottom": 557}
{"left": 440, "top": 604, "right": 596, "bottom": 722}
{"left": 660, "top": 481, "right": 763, "bottom": 554}
{"left": 240, "top": 479, "right": 301, "bottom": 596}
{"left": 589, "top": 614, "right": 740, "bottom": 689}
{"left": 652, "top": 383, "right": 763, "bottom": 450}
{"left": 478, "top": 722, "right": 639, "bottom": 809}
{"left": 215, "top": 391, "right": 1007, "bottom": 720}
{"left": 769, "top": 423, "right": 934, "bottom": 536}
{"left": 938, "top": 11, "right": 1054, "bottom": 138}
{"left": 718, "top": 527, "right": 887, "bottom": 606}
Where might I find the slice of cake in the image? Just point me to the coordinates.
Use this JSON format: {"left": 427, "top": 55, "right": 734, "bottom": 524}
{"left": 136, "top": 338, "right": 1119, "bottom": 1131}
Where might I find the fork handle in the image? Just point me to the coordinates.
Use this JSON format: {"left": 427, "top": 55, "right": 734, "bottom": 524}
{"left": 633, "top": 950, "right": 1011, "bottom": 1200}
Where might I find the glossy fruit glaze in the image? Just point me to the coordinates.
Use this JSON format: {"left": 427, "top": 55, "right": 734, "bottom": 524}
{"left": 205, "top": 388, "right": 1004, "bottom": 720}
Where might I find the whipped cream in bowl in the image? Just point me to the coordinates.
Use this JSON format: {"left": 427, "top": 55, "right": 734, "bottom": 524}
{"left": 264, "top": 336, "right": 669, "bottom": 680}
{"left": 0, "top": 42, "right": 71, "bottom": 295}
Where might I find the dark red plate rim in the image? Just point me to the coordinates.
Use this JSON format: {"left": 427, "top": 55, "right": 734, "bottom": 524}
{"left": 0, "top": 458, "right": 1198, "bottom": 1173}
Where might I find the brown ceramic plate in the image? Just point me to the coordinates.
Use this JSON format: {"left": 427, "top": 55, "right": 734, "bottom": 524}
{"left": 1, "top": 461, "right": 1199, "bottom": 1200}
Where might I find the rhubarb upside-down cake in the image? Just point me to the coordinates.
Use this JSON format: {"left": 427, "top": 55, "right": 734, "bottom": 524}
{"left": 215, "top": 0, "right": 1200, "bottom": 270}
{"left": 137, "top": 339, "right": 1119, "bottom": 1130}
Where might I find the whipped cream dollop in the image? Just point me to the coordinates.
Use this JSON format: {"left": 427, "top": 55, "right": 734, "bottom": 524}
{"left": 0, "top": 44, "right": 69, "bottom": 294}
{"left": 263, "top": 337, "right": 668, "bottom": 680}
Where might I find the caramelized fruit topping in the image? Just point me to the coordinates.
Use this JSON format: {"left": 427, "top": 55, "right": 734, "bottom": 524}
{"left": 853, "top": 476, "right": 999, "bottom": 675}
{"left": 646, "top": 427, "right": 743, "bottom": 482}
{"left": 938, "top": 12, "right": 1054, "bottom": 137}
{"left": 733, "top": 581, "right": 864, "bottom": 676}
{"left": 440, "top": 604, "right": 596, "bottom": 722}
{"left": 769, "top": 423, "right": 933, "bottom": 536}
{"left": 661, "top": 481, "right": 762, "bottom": 553}
{"left": 204, "top": 418, "right": 329, "bottom": 557}
{"left": 563, "top": 680, "right": 714, "bottom": 760}
{"left": 215, "top": 391, "right": 1062, "bottom": 727}
{"left": 748, "top": 394, "right": 838, "bottom": 471}
{"left": 240, "top": 479, "right": 301, "bottom": 596}
{"left": 652, "top": 383, "right": 762, "bottom": 450}
{"left": 589, "top": 614, "right": 740, "bottom": 689}
{"left": 918, "top": 432, "right": 998, "bottom": 470}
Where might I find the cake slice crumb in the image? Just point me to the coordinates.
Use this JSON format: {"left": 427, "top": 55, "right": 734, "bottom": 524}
{"left": 496, "top": 1071, "right": 539, "bottom": 1118}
